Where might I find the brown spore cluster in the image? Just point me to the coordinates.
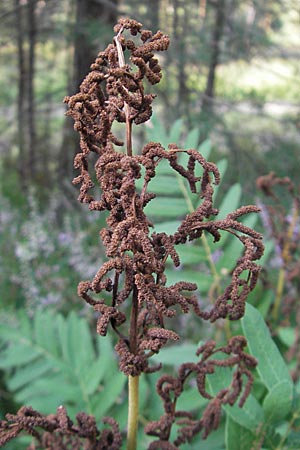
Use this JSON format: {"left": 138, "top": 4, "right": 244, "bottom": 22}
{"left": 64, "top": 18, "right": 263, "bottom": 377}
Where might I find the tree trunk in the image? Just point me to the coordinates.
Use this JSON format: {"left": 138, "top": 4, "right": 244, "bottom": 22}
{"left": 27, "top": 0, "right": 37, "bottom": 180}
{"left": 15, "top": 0, "right": 27, "bottom": 186}
{"left": 59, "top": 0, "right": 119, "bottom": 184}
{"left": 73, "top": 0, "right": 119, "bottom": 93}
{"left": 202, "top": 0, "right": 226, "bottom": 112}
{"left": 144, "top": 0, "right": 160, "bottom": 30}
{"left": 173, "top": 0, "right": 189, "bottom": 121}
{"left": 200, "top": 0, "right": 207, "bottom": 19}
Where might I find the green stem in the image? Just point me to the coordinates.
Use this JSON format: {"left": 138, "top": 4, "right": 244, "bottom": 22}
{"left": 200, "top": 232, "right": 221, "bottom": 286}
{"left": 126, "top": 284, "right": 139, "bottom": 450}
{"left": 115, "top": 28, "right": 139, "bottom": 447}
{"left": 127, "top": 375, "right": 139, "bottom": 450}
{"left": 114, "top": 26, "right": 133, "bottom": 156}
{"left": 276, "top": 410, "right": 300, "bottom": 450}
{"left": 272, "top": 203, "right": 298, "bottom": 321}
{"left": 176, "top": 176, "right": 220, "bottom": 284}
{"left": 272, "top": 267, "right": 285, "bottom": 321}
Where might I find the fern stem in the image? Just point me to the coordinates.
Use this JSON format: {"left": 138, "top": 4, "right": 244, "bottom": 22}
{"left": 276, "top": 410, "right": 300, "bottom": 450}
{"left": 176, "top": 176, "right": 220, "bottom": 283}
{"left": 176, "top": 176, "right": 194, "bottom": 213}
{"left": 272, "top": 268, "right": 285, "bottom": 321}
{"left": 200, "top": 233, "right": 221, "bottom": 288}
{"left": 114, "top": 26, "right": 133, "bottom": 156}
{"left": 127, "top": 375, "right": 139, "bottom": 450}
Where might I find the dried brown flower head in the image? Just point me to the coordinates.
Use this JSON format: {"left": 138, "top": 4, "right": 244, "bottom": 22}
{"left": 64, "top": 18, "right": 264, "bottom": 378}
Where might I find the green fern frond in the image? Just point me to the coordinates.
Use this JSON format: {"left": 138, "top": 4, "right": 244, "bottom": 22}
{"left": 0, "top": 310, "right": 126, "bottom": 418}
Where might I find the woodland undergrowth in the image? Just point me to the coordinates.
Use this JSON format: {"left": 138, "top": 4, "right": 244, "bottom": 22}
{"left": 2, "top": 18, "right": 292, "bottom": 450}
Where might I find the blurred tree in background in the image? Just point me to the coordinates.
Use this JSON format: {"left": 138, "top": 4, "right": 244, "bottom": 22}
{"left": 60, "top": 0, "right": 119, "bottom": 181}
{"left": 0, "top": 0, "right": 299, "bottom": 199}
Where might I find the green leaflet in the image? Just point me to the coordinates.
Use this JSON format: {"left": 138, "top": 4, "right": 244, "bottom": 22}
{"left": 215, "top": 214, "right": 257, "bottom": 272}
{"left": 175, "top": 422, "right": 225, "bottom": 450}
{"left": 146, "top": 114, "right": 202, "bottom": 152}
{"left": 225, "top": 416, "right": 278, "bottom": 450}
{"left": 90, "top": 370, "right": 126, "bottom": 418}
{"left": 0, "top": 310, "right": 125, "bottom": 419}
{"left": 8, "top": 358, "right": 54, "bottom": 391}
{"left": 207, "top": 364, "right": 264, "bottom": 433}
{"left": 277, "top": 326, "right": 296, "bottom": 347}
{"left": 0, "top": 342, "right": 41, "bottom": 368}
{"left": 33, "top": 308, "right": 60, "bottom": 357}
{"left": 242, "top": 304, "right": 293, "bottom": 391}
{"left": 176, "top": 386, "right": 208, "bottom": 412}
{"left": 184, "top": 127, "right": 201, "bottom": 150}
{"left": 198, "top": 138, "right": 211, "bottom": 159}
{"left": 145, "top": 174, "right": 185, "bottom": 196}
{"left": 225, "top": 416, "right": 256, "bottom": 450}
{"left": 153, "top": 220, "right": 181, "bottom": 234}
{"left": 263, "top": 380, "right": 294, "bottom": 422}
{"left": 285, "top": 431, "right": 300, "bottom": 449}
{"left": 144, "top": 196, "right": 189, "bottom": 218}
{"left": 165, "top": 267, "right": 214, "bottom": 293}
{"left": 169, "top": 117, "right": 184, "bottom": 144}
{"left": 81, "top": 357, "right": 108, "bottom": 396}
{"left": 172, "top": 242, "right": 207, "bottom": 265}
{"left": 217, "top": 183, "right": 241, "bottom": 219}
{"left": 151, "top": 342, "right": 200, "bottom": 366}
{"left": 146, "top": 112, "right": 169, "bottom": 147}
{"left": 242, "top": 304, "right": 294, "bottom": 422}
{"left": 67, "top": 311, "right": 96, "bottom": 373}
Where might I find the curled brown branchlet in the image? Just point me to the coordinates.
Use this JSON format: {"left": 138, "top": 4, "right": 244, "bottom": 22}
{"left": 0, "top": 405, "right": 122, "bottom": 449}
{"left": 66, "top": 17, "right": 263, "bottom": 383}
{"left": 72, "top": 136, "right": 263, "bottom": 375}
{"left": 145, "top": 336, "right": 257, "bottom": 448}
{"left": 257, "top": 172, "right": 300, "bottom": 380}
{"left": 64, "top": 18, "right": 170, "bottom": 203}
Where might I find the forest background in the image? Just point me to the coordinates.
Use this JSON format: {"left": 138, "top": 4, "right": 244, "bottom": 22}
{"left": 0, "top": 0, "right": 300, "bottom": 449}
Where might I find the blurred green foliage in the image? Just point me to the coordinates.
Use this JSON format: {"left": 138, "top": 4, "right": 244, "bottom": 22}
{"left": 0, "top": 2, "right": 300, "bottom": 446}
{"left": 1, "top": 116, "right": 300, "bottom": 449}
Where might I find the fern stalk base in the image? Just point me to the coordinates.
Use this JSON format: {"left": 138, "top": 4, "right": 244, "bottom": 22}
{"left": 127, "top": 375, "right": 139, "bottom": 450}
